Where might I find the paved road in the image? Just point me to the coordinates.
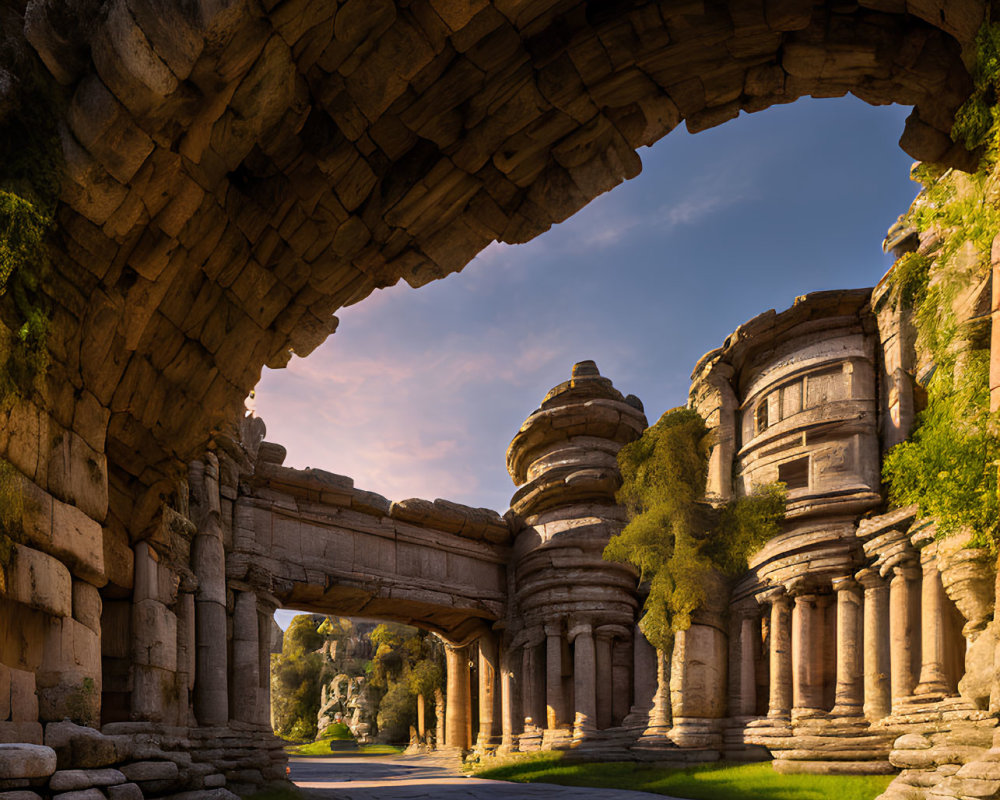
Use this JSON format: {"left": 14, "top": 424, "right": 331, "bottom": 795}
{"left": 290, "top": 754, "right": 679, "bottom": 800}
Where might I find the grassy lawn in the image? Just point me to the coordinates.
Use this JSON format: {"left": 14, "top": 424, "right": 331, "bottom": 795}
{"left": 285, "top": 740, "right": 405, "bottom": 757}
{"left": 472, "top": 752, "right": 894, "bottom": 800}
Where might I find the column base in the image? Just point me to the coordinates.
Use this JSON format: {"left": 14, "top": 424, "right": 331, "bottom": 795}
{"left": 791, "top": 707, "right": 827, "bottom": 722}
{"left": 829, "top": 702, "right": 864, "bottom": 719}
{"left": 913, "top": 681, "right": 949, "bottom": 699}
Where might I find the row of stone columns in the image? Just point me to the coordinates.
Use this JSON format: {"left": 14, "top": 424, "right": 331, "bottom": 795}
{"left": 743, "top": 557, "right": 959, "bottom": 723}
{"left": 441, "top": 622, "right": 656, "bottom": 751}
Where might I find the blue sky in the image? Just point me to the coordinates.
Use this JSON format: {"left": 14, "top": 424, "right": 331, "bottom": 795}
{"left": 254, "top": 95, "right": 917, "bottom": 534}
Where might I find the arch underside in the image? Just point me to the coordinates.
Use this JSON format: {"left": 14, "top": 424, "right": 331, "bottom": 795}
{"left": 2, "top": 0, "right": 984, "bottom": 529}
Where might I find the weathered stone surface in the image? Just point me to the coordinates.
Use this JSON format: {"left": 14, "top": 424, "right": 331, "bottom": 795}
{"left": 52, "top": 789, "right": 107, "bottom": 800}
{"left": 0, "top": 745, "right": 56, "bottom": 780}
{"left": 4, "top": 545, "right": 72, "bottom": 618}
{"left": 50, "top": 769, "right": 126, "bottom": 792}
{"left": 120, "top": 761, "right": 178, "bottom": 782}
{"left": 106, "top": 784, "right": 142, "bottom": 800}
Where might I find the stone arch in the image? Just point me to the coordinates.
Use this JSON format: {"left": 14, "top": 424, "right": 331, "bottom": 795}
{"left": 0, "top": 0, "right": 987, "bottom": 534}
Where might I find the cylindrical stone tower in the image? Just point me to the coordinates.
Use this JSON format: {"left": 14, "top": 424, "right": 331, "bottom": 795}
{"left": 506, "top": 361, "right": 647, "bottom": 745}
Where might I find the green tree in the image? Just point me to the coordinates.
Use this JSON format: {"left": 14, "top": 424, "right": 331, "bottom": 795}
{"left": 604, "top": 408, "right": 785, "bottom": 650}
{"left": 270, "top": 615, "right": 324, "bottom": 740}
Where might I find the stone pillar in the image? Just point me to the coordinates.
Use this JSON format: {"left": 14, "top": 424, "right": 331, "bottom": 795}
{"left": 791, "top": 588, "right": 823, "bottom": 715}
{"left": 889, "top": 563, "right": 920, "bottom": 705}
{"left": 544, "top": 623, "right": 564, "bottom": 730}
{"left": 417, "top": 693, "right": 426, "bottom": 739}
{"left": 595, "top": 627, "right": 614, "bottom": 730}
{"left": 477, "top": 634, "right": 499, "bottom": 749}
{"left": 624, "top": 623, "right": 657, "bottom": 728}
{"left": 499, "top": 642, "right": 518, "bottom": 752}
{"left": 766, "top": 590, "right": 793, "bottom": 719}
{"left": 521, "top": 632, "right": 544, "bottom": 728}
{"left": 738, "top": 613, "right": 758, "bottom": 717}
{"left": 611, "top": 638, "right": 632, "bottom": 727}
{"left": 570, "top": 621, "right": 596, "bottom": 738}
{"left": 231, "top": 589, "right": 259, "bottom": 723}
{"left": 445, "top": 644, "right": 471, "bottom": 750}
{"left": 191, "top": 456, "right": 229, "bottom": 725}
{"left": 435, "top": 687, "right": 446, "bottom": 748}
{"left": 857, "top": 569, "right": 891, "bottom": 722}
{"left": 914, "top": 545, "right": 950, "bottom": 697}
{"left": 176, "top": 591, "right": 196, "bottom": 725}
{"left": 831, "top": 576, "right": 863, "bottom": 716}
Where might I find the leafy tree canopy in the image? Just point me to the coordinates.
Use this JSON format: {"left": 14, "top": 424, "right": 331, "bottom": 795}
{"left": 604, "top": 408, "right": 785, "bottom": 650}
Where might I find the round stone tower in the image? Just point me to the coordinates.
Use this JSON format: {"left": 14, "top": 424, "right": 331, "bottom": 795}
{"left": 505, "top": 360, "right": 648, "bottom": 745}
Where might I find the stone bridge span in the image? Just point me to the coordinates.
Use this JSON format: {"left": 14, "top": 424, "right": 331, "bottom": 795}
{"left": 233, "top": 446, "right": 511, "bottom": 643}
{"left": 0, "top": 0, "right": 988, "bottom": 539}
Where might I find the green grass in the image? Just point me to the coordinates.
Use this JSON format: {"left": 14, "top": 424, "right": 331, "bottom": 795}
{"left": 285, "top": 741, "right": 405, "bottom": 756}
{"left": 472, "top": 752, "right": 894, "bottom": 800}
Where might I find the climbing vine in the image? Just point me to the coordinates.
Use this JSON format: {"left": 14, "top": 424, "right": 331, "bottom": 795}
{"left": 951, "top": 22, "right": 1000, "bottom": 158}
{"left": 603, "top": 408, "right": 786, "bottom": 650}
{"left": 882, "top": 89, "right": 1000, "bottom": 550}
{"left": 0, "top": 64, "right": 61, "bottom": 401}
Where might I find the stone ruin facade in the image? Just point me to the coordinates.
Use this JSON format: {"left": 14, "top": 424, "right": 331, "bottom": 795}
{"left": 4, "top": 1, "right": 1000, "bottom": 799}
{"left": 3, "top": 293, "right": 1000, "bottom": 800}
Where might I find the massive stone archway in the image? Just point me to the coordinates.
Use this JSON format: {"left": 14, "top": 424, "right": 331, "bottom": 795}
{"left": 0, "top": 0, "right": 986, "bottom": 538}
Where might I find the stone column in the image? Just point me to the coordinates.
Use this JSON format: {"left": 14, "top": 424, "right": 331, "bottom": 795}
{"left": 521, "top": 632, "right": 544, "bottom": 728}
{"left": 595, "top": 627, "right": 614, "bottom": 730}
{"left": 417, "top": 693, "right": 426, "bottom": 740}
{"left": 477, "top": 633, "right": 499, "bottom": 749}
{"left": 544, "top": 623, "right": 564, "bottom": 730}
{"left": 435, "top": 687, "right": 446, "bottom": 748}
{"left": 766, "top": 590, "right": 792, "bottom": 719}
{"left": 231, "top": 589, "right": 259, "bottom": 723}
{"left": 176, "top": 591, "right": 196, "bottom": 726}
{"left": 499, "top": 641, "right": 518, "bottom": 752}
{"left": 831, "top": 576, "right": 863, "bottom": 716}
{"left": 623, "top": 623, "right": 657, "bottom": 728}
{"left": 889, "top": 562, "right": 920, "bottom": 705}
{"left": 445, "top": 644, "right": 471, "bottom": 750}
{"left": 611, "top": 637, "right": 632, "bottom": 727}
{"left": 190, "top": 455, "right": 229, "bottom": 725}
{"left": 791, "top": 587, "right": 823, "bottom": 715}
{"left": 857, "top": 569, "right": 891, "bottom": 722}
{"left": 914, "top": 545, "right": 950, "bottom": 697}
{"left": 570, "top": 621, "right": 596, "bottom": 738}
{"left": 738, "top": 612, "right": 758, "bottom": 717}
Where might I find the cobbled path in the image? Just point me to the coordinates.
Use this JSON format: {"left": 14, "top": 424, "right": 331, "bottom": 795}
{"left": 290, "top": 754, "right": 680, "bottom": 800}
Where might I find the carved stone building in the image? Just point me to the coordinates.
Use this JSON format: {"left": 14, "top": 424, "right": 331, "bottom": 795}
{"left": 3, "top": 1, "right": 1000, "bottom": 798}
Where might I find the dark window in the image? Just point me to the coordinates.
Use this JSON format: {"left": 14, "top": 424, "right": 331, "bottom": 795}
{"left": 778, "top": 456, "right": 809, "bottom": 490}
{"left": 755, "top": 401, "right": 769, "bottom": 434}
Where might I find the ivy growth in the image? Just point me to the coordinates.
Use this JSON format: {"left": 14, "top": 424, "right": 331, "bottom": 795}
{"left": 882, "top": 131, "right": 1000, "bottom": 551}
{"left": 951, "top": 22, "right": 1000, "bottom": 158}
{"left": 603, "top": 408, "right": 786, "bottom": 651}
{"left": 0, "top": 68, "right": 61, "bottom": 401}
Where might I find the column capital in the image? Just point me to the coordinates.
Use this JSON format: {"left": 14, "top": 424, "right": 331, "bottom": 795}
{"left": 831, "top": 575, "right": 860, "bottom": 594}
{"left": 543, "top": 621, "right": 563, "bottom": 638}
{"left": 567, "top": 620, "right": 593, "bottom": 643}
{"left": 854, "top": 567, "right": 884, "bottom": 589}
{"left": 594, "top": 624, "right": 630, "bottom": 642}
{"left": 785, "top": 577, "right": 817, "bottom": 600}
{"left": 887, "top": 560, "right": 920, "bottom": 581}
{"left": 758, "top": 586, "right": 790, "bottom": 607}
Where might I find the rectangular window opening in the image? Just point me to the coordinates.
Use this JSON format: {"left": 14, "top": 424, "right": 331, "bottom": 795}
{"left": 778, "top": 456, "right": 809, "bottom": 490}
